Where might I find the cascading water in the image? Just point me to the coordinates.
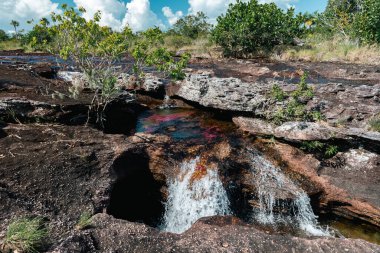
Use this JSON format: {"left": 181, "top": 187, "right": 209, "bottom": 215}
{"left": 249, "top": 151, "right": 330, "bottom": 236}
{"left": 161, "top": 157, "right": 231, "bottom": 234}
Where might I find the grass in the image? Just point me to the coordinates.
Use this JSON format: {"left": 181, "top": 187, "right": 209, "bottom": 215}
{"left": 1, "top": 217, "right": 48, "bottom": 253}
{"left": 166, "top": 36, "right": 220, "bottom": 58}
{"left": 273, "top": 35, "right": 380, "bottom": 65}
{"left": 75, "top": 212, "right": 93, "bottom": 230}
{"left": 0, "top": 39, "right": 29, "bottom": 51}
{"left": 369, "top": 116, "right": 380, "bottom": 132}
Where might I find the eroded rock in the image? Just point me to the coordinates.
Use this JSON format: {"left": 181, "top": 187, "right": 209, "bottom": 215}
{"left": 50, "top": 214, "right": 380, "bottom": 253}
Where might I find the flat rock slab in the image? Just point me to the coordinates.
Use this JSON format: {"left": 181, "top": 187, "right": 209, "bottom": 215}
{"left": 50, "top": 214, "right": 380, "bottom": 253}
{"left": 175, "top": 73, "right": 270, "bottom": 113}
{"left": 233, "top": 117, "right": 380, "bottom": 147}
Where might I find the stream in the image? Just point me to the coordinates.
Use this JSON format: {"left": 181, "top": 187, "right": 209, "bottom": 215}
{"left": 1, "top": 55, "right": 379, "bottom": 245}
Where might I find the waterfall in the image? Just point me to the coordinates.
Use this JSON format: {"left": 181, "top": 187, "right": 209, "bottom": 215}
{"left": 161, "top": 157, "right": 231, "bottom": 234}
{"left": 249, "top": 151, "right": 329, "bottom": 236}
{"left": 159, "top": 95, "right": 173, "bottom": 109}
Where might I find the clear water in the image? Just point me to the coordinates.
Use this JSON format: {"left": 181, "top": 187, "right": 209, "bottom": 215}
{"left": 136, "top": 108, "right": 232, "bottom": 145}
{"left": 161, "top": 157, "right": 231, "bottom": 234}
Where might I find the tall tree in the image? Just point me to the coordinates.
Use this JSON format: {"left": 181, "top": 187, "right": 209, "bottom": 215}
{"left": 10, "top": 20, "right": 20, "bottom": 38}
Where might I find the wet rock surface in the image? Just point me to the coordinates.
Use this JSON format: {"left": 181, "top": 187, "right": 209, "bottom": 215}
{"left": 1, "top": 55, "right": 380, "bottom": 251}
{"left": 254, "top": 140, "right": 380, "bottom": 228}
{"left": 50, "top": 214, "right": 380, "bottom": 253}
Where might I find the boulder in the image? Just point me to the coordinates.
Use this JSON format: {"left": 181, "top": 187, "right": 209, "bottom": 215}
{"left": 233, "top": 117, "right": 380, "bottom": 150}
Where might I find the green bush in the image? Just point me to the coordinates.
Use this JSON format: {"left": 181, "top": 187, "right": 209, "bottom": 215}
{"left": 212, "top": 0, "right": 306, "bottom": 57}
{"left": 1, "top": 217, "right": 48, "bottom": 253}
{"left": 0, "top": 29, "right": 9, "bottom": 42}
{"left": 35, "top": 5, "right": 189, "bottom": 125}
{"left": 352, "top": 0, "right": 380, "bottom": 44}
{"left": 132, "top": 27, "right": 190, "bottom": 80}
{"left": 21, "top": 18, "right": 53, "bottom": 50}
{"left": 271, "top": 73, "right": 322, "bottom": 124}
{"left": 169, "top": 12, "right": 211, "bottom": 39}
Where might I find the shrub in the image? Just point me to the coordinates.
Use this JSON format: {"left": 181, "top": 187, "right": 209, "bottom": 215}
{"left": 36, "top": 5, "right": 189, "bottom": 125}
{"left": 271, "top": 72, "right": 322, "bottom": 124}
{"left": 21, "top": 18, "right": 53, "bottom": 51}
{"left": 132, "top": 27, "right": 191, "bottom": 80}
{"left": 0, "top": 29, "right": 9, "bottom": 42}
{"left": 352, "top": 0, "right": 380, "bottom": 44}
{"left": 1, "top": 217, "right": 48, "bottom": 253}
{"left": 212, "top": 0, "right": 306, "bottom": 57}
{"left": 169, "top": 12, "right": 211, "bottom": 39}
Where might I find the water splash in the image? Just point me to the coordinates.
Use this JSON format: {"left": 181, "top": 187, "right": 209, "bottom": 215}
{"left": 249, "top": 151, "right": 329, "bottom": 236}
{"left": 161, "top": 157, "right": 231, "bottom": 234}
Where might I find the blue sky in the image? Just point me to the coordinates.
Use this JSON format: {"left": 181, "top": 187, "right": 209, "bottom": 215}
{"left": 1, "top": 0, "right": 328, "bottom": 32}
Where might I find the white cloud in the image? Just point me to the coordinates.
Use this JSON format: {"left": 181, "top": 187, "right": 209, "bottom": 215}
{"left": 0, "top": 0, "right": 60, "bottom": 32}
{"left": 122, "top": 0, "right": 164, "bottom": 32}
{"left": 188, "top": 0, "right": 297, "bottom": 24}
{"left": 162, "top": 7, "right": 183, "bottom": 26}
{"left": 73, "top": 0, "right": 126, "bottom": 30}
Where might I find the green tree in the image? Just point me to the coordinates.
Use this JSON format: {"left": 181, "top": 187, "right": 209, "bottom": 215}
{"left": 37, "top": 5, "right": 189, "bottom": 125}
{"left": 21, "top": 18, "right": 53, "bottom": 50}
{"left": 212, "top": 0, "right": 306, "bottom": 57}
{"left": 169, "top": 12, "right": 211, "bottom": 39}
{"left": 352, "top": 0, "right": 380, "bottom": 44}
{"left": 10, "top": 20, "right": 20, "bottom": 38}
{"left": 0, "top": 29, "right": 9, "bottom": 41}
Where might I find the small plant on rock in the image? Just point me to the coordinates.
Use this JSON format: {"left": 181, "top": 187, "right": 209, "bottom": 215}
{"left": 369, "top": 115, "right": 380, "bottom": 132}
{"left": 75, "top": 212, "right": 93, "bottom": 230}
{"left": 301, "top": 141, "right": 339, "bottom": 158}
{"left": 270, "top": 83, "right": 287, "bottom": 101}
{"left": 325, "top": 145, "right": 339, "bottom": 158}
{"left": 1, "top": 217, "right": 48, "bottom": 253}
{"left": 271, "top": 72, "right": 324, "bottom": 124}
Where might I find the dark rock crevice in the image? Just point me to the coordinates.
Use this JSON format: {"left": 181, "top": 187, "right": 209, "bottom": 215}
{"left": 107, "top": 150, "right": 165, "bottom": 227}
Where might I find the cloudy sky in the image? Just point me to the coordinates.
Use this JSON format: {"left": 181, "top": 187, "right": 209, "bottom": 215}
{"left": 1, "top": 0, "right": 328, "bottom": 33}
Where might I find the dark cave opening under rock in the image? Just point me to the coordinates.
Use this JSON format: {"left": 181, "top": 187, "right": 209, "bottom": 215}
{"left": 107, "top": 151, "right": 165, "bottom": 227}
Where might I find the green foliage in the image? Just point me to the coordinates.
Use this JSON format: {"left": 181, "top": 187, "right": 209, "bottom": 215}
{"left": 0, "top": 29, "right": 9, "bottom": 42}
{"left": 270, "top": 83, "right": 286, "bottom": 101}
{"left": 369, "top": 115, "right": 380, "bottom": 132}
{"left": 271, "top": 72, "right": 322, "bottom": 124}
{"left": 212, "top": 0, "right": 306, "bottom": 57}
{"left": 21, "top": 19, "right": 53, "bottom": 50}
{"left": 132, "top": 27, "right": 191, "bottom": 80}
{"left": 1, "top": 217, "right": 48, "bottom": 253}
{"left": 10, "top": 20, "right": 20, "bottom": 33}
{"left": 301, "top": 141, "right": 325, "bottom": 152}
{"left": 325, "top": 145, "right": 339, "bottom": 158}
{"left": 163, "top": 34, "right": 192, "bottom": 51}
{"left": 169, "top": 12, "right": 211, "bottom": 39}
{"left": 76, "top": 212, "right": 93, "bottom": 230}
{"left": 45, "top": 6, "right": 129, "bottom": 124}
{"left": 352, "top": 0, "right": 380, "bottom": 44}
{"left": 301, "top": 141, "right": 339, "bottom": 158}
